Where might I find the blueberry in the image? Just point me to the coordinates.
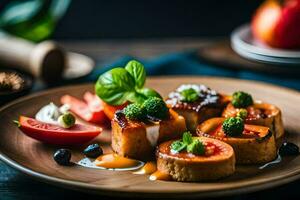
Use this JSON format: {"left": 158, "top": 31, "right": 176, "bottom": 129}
{"left": 279, "top": 142, "right": 299, "bottom": 156}
{"left": 53, "top": 149, "right": 72, "bottom": 165}
{"left": 83, "top": 143, "right": 103, "bottom": 158}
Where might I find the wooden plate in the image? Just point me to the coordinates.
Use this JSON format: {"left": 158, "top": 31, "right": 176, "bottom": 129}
{"left": 0, "top": 76, "right": 300, "bottom": 198}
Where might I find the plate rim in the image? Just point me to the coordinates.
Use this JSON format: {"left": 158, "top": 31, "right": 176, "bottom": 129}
{"left": 1, "top": 76, "right": 300, "bottom": 198}
{"left": 231, "top": 43, "right": 300, "bottom": 65}
{"left": 231, "top": 24, "right": 300, "bottom": 59}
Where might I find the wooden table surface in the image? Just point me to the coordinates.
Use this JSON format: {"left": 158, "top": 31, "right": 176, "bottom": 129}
{"left": 1, "top": 38, "right": 299, "bottom": 200}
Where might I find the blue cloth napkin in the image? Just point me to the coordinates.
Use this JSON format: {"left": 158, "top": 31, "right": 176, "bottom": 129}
{"left": 85, "top": 51, "right": 300, "bottom": 91}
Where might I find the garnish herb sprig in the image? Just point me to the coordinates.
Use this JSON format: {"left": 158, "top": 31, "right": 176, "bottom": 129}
{"left": 222, "top": 117, "right": 244, "bottom": 137}
{"left": 95, "top": 60, "right": 161, "bottom": 106}
{"left": 180, "top": 88, "right": 199, "bottom": 102}
{"left": 232, "top": 91, "right": 253, "bottom": 108}
{"left": 171, "top": 131, "right": 205, "bottom": 155}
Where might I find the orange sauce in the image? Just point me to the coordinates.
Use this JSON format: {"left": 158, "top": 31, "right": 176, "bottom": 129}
{"left": 94, "top": 154, "right": 141, "bottom": 169}
{"left": 133, "top": 161, "right": 157, "bottom": 175}
{"left": 211, "top": 124, "right": 268, "bottom": 139}
{"left": 149, "top": 171, "right": 172, "bottom": 181}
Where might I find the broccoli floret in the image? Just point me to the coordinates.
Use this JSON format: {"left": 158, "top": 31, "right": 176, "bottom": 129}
{"left": 180, "top": 88, "right": 199, "bottom": 102}
{"left": 123, "top": 103, "right": 145, "bottom": 121}
{"left": 187, "top": 139, "right": 205, "bottom": 155}
{"left": 222, "top": 117, "right": 244, "bottom": 137}
{"left": 143, "top": 97, "right": 169, "bottom": 120}
{"left": 236, "top": 108, "right": 248, "bottom": 119}
{"left": 232, "top": 91, "right": 253, "bottom": 108}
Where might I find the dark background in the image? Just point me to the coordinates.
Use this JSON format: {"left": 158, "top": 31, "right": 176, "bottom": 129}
{"left": 0, "top": 0, "right": 262, "bottom": 39}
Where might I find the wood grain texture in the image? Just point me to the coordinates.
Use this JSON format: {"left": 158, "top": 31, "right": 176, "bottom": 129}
{"left": 0, "top": 76, "right": 300, "bottom": 198}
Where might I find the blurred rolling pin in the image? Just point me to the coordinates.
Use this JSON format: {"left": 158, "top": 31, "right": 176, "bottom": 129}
{"left": 0, "top": 32, "right": 65, "bottom": 83}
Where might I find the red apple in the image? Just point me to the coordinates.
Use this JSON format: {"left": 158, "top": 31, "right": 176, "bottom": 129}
{"left": 251, "top": 0, "right": 300, "bottom": 49}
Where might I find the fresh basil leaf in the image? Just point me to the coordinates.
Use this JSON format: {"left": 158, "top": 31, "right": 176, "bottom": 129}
{"left": 126, "top": 91, "right": 147, "bottom": 105}
{"left": 170, "top": 140, "right": 186, "bottom": 153}
{"left": 125, "top": 60, "right": 146, "bottom": 89}
{"left": 95, "top": 68, "right": 136, "bottom": 106}
{"left": 182, "top": 131, "right": 193, "bottom": 145}
{"left": 187, "top": 139, "right": 205, "bottom": 155}
{"left": 137, "top": 87, "right": 162, "bottom": 99}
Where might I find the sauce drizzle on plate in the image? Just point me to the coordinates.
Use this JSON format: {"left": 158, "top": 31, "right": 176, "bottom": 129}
{"left": 133, "top": 161, "right": 157, "bottom": 175}
{"left": 149, "top": 171, "right": 172, "bottom": 181}
{"left": 77, "top": 154, "right": 144, "bottom": 171}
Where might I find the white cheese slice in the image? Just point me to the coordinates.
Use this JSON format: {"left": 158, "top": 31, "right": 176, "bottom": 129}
{"left": 145, "top": 123, "right": 160, "bottom": 147}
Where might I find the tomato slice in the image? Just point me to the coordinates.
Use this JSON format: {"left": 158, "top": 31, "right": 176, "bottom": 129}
{"left": 103, "top": 101, "right": 128, "bottom": 120}
{"left": 18, "top": 116, "right": 102, "bottom": 145}
{"left": 83, "top": 92, "right": 109, "bottom": 123}
{"left": 61, "top": 94, "right": 108, "bottom": 124}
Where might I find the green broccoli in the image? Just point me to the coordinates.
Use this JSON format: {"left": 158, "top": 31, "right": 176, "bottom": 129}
{"left": 236, "top": 108, "right": 248, "bottom": 119}
{"left": 187, "top": 139, "right": 205, "bottom": 155}
{"left": 232, "top": 91, "right": 253, "bottom": 108}
{"left": 180, "top": 88, "right": 199, "bottom": 102}
{"left": 222, "top": 117, "right": 244, "bottom": 137}
{"left": 142, "top": 97, "right": 169, "bottom": 120}
{"left": 170, "top": 131, "right": 205, "bottom": 155}
{"left": 123, "top": 103, "right": 145, "bottom": 121}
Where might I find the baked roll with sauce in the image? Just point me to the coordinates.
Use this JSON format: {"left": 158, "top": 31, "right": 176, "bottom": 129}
{"left": 156, "top": 136, "right": 235, "bottom": 182}
{"left": 111, "top": 98, "right": 186, "bottom": 160}
{"left": 197, "top": 117, "right": 277, "bottom": 164}
{"left": 166, "top": 84, "right": 229, "bottom": 133}
{"left": 222, "top": 101, "right": 284, "bottom": 145}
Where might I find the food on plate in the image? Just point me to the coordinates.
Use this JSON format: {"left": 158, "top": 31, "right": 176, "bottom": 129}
{"left": 16, "top": 116, "right": 102, "bottom": 145}
{"left": 197, "top": 117, "right": 277, "bottom": 164}
{"left": 83, "top": 143, "right": 104, "bottom": 158}
{"left": 103, "top": 101, "right": 127, "bottom": 120}
{"left": 95, "top": 60, "right": 161, "bottom": 120}
{"left": 279, "top": 142, "right": 299, "bottom": 156}
{"left": 166, "top": 84, "right": 229, "bottom": 132}
{"left": 222, "top": 91, "right": 284, "bottom": 145}
{"left": 155, "top": 132, "right": 235, "bottom": 182}
{"left": 111, "top": 98, "right": 186, "bottom": 160}
{"left": 230, "top": 91, "right": 253, "bottom": 108}
{"left": 133, "top": 161, "right": 157, "bottom": 175}
{"left": 94, "top": 153, "right": 144, "bottom": 170}
{"left": 53, "top": 149, "right": 72, "bottom": 166}
{"left": 57, "top": 113, "right": 76, "bottom": 128}
{"left": 13, "top": 57, "right": 291, "bottom": 182}
{"left": 35, "top": 102, "right": 71, "bottom": 125}
{"left": 60, "top": 92, "right": 108, "bottom": 124}
{"left": 251, "top": 0, "right": 300, "bottom": 49}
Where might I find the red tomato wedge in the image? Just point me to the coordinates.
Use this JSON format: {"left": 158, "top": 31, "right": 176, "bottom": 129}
{"left": 83, "top": 92, "right": 109, "bottom": 123}
{"left": 61, "top": 93, "right": 108, "bottom": 124}
{"left": 18, "top": 116, "right": 102, "bottom": 145}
